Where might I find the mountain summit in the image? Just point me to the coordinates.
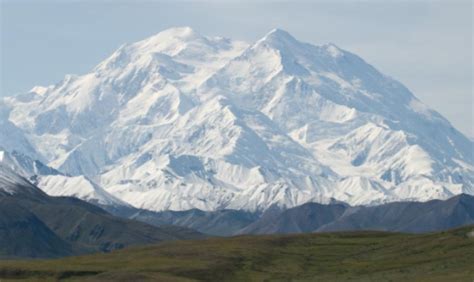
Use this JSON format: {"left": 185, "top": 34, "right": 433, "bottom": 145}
{"left": 1, "top": 27, "right": 472, "bottom": 211}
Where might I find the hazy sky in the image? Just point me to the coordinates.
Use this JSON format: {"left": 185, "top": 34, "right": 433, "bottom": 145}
{"left": 1, "top": 0, "right": 472, "bottom": 137}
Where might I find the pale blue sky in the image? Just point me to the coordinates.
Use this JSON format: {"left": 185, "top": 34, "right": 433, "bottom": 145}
{"left": 0, "top": 0, "right": 472, "bottom": 137}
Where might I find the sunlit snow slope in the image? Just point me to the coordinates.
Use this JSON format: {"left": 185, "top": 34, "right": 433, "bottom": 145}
{"left": 0, "top": 148, "right": 127, "bottom": 207}
{"left": 1, "top": 27, "right": 472, "bottom": 211}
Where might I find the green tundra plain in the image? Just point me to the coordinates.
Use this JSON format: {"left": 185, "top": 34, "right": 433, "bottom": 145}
{"left": 1, "top": 226, "right": 473, "bottom": 281}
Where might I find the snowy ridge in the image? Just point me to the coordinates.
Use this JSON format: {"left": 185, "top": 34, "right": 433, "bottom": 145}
{"left": 37, "top": 174, "right": 128, "bottom": 206}
{"left": 0, "top": 148, "right": 127, "bottom": 206}
{"left": 0, "top": 162, "right": 40, "bottom": 196}
{"left": 1, "top": 27, "right": 472, "bottom": 211}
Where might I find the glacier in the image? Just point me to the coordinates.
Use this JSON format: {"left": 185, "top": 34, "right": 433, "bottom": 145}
{"left": 1, "top": 27, "right": 472, "bottom": 211}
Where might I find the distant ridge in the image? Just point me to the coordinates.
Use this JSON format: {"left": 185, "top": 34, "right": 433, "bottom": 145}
{"left": 111, "top": 194, "right": 474, "bottom": 236}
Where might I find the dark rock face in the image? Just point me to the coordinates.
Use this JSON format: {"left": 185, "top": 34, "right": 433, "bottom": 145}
{"left": 238, "top": 203, "right": 347, "bottom": 235}
{"left": 129, "top": 208, "right": 259, "bottom": 236}
{"left": 318, "top": 194, "right": 474, "bottom": 233}
{"left": 0, "top": 179, "right": 204, "bottom": 258}
{"left": 0, "top": 198, "right": 73, "bottom": 258}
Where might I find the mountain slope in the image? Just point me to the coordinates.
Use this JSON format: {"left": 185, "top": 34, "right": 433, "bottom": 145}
{"left": 2, "top": 27, "right": 472, "bottom": 211}
{"left": 319, "top": 194, "right": 474, "bottom": 233}
{"left": 107, "top": 194, "right": 474, "bottom": 236}
{"left": 0, "top": 198, "right": 73, "bottom": 258}
{"left": 230, "top": 194, "right": 474, "bottom": 235}
{"left": 239, "top": 202, "right": 347, "bottom": 234}
{"left": 0, "top": 165, "right": 203, "bottom": 258}
{"left": 0, "top": 148, "right": 127, "bottom": 208}
{"left": 131, "top": 209, "right": 259, "bottom": 236}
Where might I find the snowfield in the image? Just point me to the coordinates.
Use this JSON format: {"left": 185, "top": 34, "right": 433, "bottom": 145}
{"left": 1, "top": 27, "right": 473, "bottom": 211}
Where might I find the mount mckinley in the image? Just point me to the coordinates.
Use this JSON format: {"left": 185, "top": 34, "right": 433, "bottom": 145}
{"left": 1, "top": 27, "right": 473, "bottom": 212}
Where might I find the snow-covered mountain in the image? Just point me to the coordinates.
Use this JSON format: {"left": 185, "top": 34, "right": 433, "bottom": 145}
{"left": 1, "top": 27, "right": 473, "bottom": 211}
{"left": 0, "top": 148, "right": 127, "bottom": 207}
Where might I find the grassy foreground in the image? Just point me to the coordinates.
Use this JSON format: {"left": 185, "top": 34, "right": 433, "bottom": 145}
{"left": 0, "top": 226, "right": 473, "bottom": 281}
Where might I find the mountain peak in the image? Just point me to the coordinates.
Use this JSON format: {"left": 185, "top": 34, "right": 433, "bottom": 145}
{"left": 257, "top": 28, "right": 299, "bottom": 47}
{"left": 131, "top": 26, "right": 203, "bottom": 50}
{"left": 155, "top": 26, "right": 199, "bottom": 39}
{"left": 257, "top": 30, "right": 345, "bottom": 60}
{"left": 265, "top": 28, "right": 293, "bottom": 38}
{"left": 97, "top": 26, "right": 208, "bottom": 67}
